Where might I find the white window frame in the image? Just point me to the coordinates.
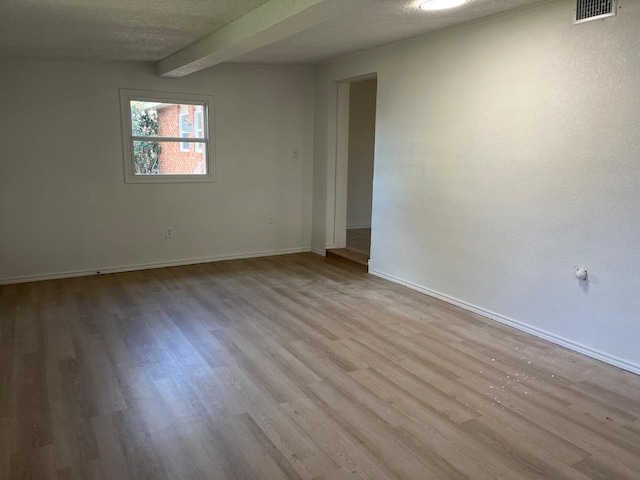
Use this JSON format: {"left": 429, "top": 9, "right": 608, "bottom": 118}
{"left": 119, "top": 88, "right": 215, "bottom": 184}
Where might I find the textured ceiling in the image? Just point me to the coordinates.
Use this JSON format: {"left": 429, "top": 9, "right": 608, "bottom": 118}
{"left": 0, "top": 0, "right": 552, "bottom": 65}
{"left": 0, "top": 0, "right": 268, "bottom": 61}
{"left": 229, "top": 0, "right": 553, "bottom": 64}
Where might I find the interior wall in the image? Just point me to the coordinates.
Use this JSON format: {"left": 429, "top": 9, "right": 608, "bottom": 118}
{"left": 347, "top": 78, "right": 377, "bottom": 229}
{"left": 0, "top": 60, "right": 314, "bottom": 283}
{"left": 313, "top": 0, "right": 640, "bottom": 372}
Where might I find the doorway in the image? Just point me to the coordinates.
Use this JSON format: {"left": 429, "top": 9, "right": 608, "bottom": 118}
{"left": 327, "top": 75, "right": 377, "bottom": 268}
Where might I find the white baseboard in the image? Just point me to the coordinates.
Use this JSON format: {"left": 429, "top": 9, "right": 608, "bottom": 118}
{"left": 311, "top": 246, "right": 327, "bottom": 256}
{"left": 0, "top": 246, "right": 311, "bottom": 285}
{"left": 369, "top": 268, "right": 640, "bottom": 377}
{"left": 347, "top": 224, "right": 371, "bottom": 230}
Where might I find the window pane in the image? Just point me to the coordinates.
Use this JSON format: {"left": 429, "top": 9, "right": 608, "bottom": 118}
{"left": 194, "top": 109, "right": 204, "bottom": 152}
{"left": 130, "top": 101, "right": 206, "bottom": 139}
{"left": 132, "top": 140, "right": 207, "bottom": 175}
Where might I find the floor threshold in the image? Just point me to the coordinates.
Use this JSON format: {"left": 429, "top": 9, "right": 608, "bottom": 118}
{"left": 326, "top": 248, "right": 369, "bottom": 269}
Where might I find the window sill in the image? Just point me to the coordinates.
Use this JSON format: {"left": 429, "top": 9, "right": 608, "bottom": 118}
{"left": 124, "top": 174, "right": 216, "bottom": 184}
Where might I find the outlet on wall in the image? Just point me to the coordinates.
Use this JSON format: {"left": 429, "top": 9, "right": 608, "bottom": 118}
{"left": 165, "top": 227, "right": 174, "bottom": 238}
{"left": 268, "top": 215, "right": 274, "bottom": 224}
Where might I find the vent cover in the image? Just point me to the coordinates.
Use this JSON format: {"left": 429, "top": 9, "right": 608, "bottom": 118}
{"left": 574, "top": 0, "right": 617, "bottom": 24}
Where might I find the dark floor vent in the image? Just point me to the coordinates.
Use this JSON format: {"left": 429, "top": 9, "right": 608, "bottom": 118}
{"left": 575, "top": 0, "right": 617, "bottom": 24}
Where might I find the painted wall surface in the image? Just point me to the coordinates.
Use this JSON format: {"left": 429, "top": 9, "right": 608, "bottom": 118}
{"left": 347, "top": 78, "right": 376, "bottom": 229}
{"left": 0, "top": 60, "right": 314, "bottom": 282}
{"left": 313, "top": 0, "right": 640, "bottom": 370}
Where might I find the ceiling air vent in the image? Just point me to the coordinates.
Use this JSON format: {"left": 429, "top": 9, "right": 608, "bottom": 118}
{"left": 574, "top": 0, "right": 617, "bottom": 24}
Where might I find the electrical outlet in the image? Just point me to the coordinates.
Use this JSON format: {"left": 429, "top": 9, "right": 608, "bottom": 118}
{"left": 165, "top": 227, "right": 173, "bottom": 238}
{"left": 268, "top": 216, "right": 274, "bottom": 224}
{"left": 292, "top": 148, "right": 300, "bottom": 159}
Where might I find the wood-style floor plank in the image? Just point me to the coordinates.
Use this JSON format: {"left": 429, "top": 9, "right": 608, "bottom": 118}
{"left": 1, "top": 252, "right": 640, "bottom": 479}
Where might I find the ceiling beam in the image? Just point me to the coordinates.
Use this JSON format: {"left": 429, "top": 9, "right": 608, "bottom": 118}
{"left": 156, "top": 0, "right": 366, "bottom": 78}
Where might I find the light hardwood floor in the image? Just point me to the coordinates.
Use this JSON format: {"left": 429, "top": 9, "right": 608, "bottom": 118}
{"left": 2, "top": 253, "right": 640, "bottom": 479}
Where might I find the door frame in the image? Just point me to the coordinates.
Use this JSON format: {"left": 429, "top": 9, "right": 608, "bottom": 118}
{"left": 326, "top": 72, "right": 377, "bottom": 251}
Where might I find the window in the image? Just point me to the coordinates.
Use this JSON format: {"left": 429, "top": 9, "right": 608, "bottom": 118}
{"left": 120, "top": 89, "right": 214, "bottom": 183}
{"left": 179, "top": 106, "right": 192, "bottom": 152}
{"left": 194, "top": 108, "right": 204, "bottom": 153}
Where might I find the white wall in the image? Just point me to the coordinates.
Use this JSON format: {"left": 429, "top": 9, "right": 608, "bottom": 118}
{"left": 313, "top": 0, "right": 640, "bottom": 372}
{"left": 347, "top": 78, "right": 376, "bottom": 229}
{"left": 0, "top": 60, "right": 314, "bottom": 282}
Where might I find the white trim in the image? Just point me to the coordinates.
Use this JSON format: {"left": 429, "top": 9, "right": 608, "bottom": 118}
{"left": 347, "top": 224, "right": 372, "bottom": 230}
{"left": 132, "top": 136, "right": 206, "bottom": 143}
{"left": 369, "top": 267, "right": 640, "bottom": 377}
{"left": 325, "top": 82, "right": 339, "bottom": 248}
{"left": 0, "top": 247, "right": 311, "bottom": 286}
{"left": 326, "top": 73, "right": 378, "bottom": 255}
{"left": 311, "top": 246, "right": 327, "bottom": 256}
{"left": 334, "top": 82, "right": 351, "bottom": 249}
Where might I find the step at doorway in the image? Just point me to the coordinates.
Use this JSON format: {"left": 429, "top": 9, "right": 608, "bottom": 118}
{"left": 326, "top": 247, "right": 369, "bottom": 269}
{"left": 327, "top": 226, "right": 371, "bottom": 269}
{"left": 346, "top": 227, "right": 371, "bottom": 257}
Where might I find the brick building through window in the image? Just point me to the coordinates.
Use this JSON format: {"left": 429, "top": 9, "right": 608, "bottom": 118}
{"left": 155, "top": 104, "right": 206, "bottom": 174}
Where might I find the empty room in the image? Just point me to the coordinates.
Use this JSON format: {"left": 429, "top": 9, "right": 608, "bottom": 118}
{"left": 2, "top": 0, "right": 640, "bottom": 478}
